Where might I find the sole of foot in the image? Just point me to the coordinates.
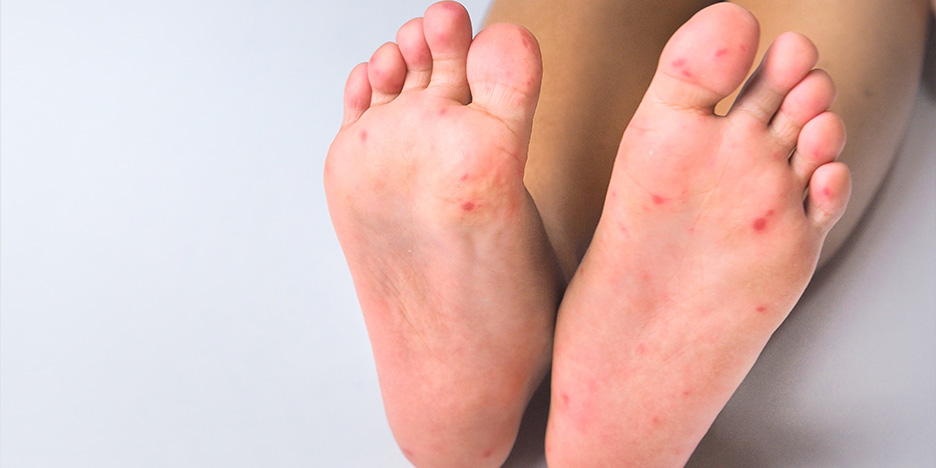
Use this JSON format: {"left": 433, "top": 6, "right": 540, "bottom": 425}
{"left": 324, "top": 2, "right": 562, "bottom": 467}
{"left": 544, "top": 4, "right": 850, "bottom": 466}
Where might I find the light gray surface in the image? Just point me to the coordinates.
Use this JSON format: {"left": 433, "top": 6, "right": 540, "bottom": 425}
{"left": 1, "top": 1, "right": 933, "bottom": 467}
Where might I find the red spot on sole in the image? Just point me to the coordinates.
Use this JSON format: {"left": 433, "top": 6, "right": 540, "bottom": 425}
{"left": 461, "top": 202, "right": 476, "bottom": 211}
{"left": 753, "top": 210, "right": 775, "bottom": 232}
{"left": 459, "top": 173, "right": 469, "bottom": 182}
{"left": 439, "top": 108, "right": 448, "bottom": 117}
{"left": 651, "top": 194, "right": 667, "bottom": 205}
{"left": 672, "top": 58, "right": 686, "bottom": 68}
{"left": 715, "top": 48, "right": 728, "bottom": 58}
{"left": 359, "top": 130, "right": 367, "bottom": 142}
{"left": 483, "top": 449, "right": 493, "bottom": 459}
{"left": 756, "top": 306, "right": 767, "bottom": 313}
{"left": 635, "top": 343, "right": 647, "bottom": 355}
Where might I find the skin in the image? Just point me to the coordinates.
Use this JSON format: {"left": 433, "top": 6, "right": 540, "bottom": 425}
{"left": 544, "top": 5, "right": 850, "bottom": 466}
{"left": 325, "top": 3, "right": 560, "bottom": 467}
{"left": 323, "top": 1, "right": 897, "bottom": 466}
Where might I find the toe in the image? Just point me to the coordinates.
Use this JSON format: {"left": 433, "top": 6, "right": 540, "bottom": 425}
{"left": 650, "top": 3, "right": 760, "bottom": 113}
{"left": 729, "top": 32, "right": 819, "bottom": 126}
{"left": 397, "top": 18, "right": 433, "bottom": 91}
{"left": 423, "top": 1, "right": 473, "bottom": 103}
{"left": 805, "top": 161, "right": 851, "bottom": 235}
{"left": 791, "top": 111, "right": 846, "bottom": 190}
{"left": 769, "top": 69, "right": 836, "bottom": 147}
{"left": 467, "top": 23, "right": 542, "bottom": 142}
{"left": 343, "top": 62, "right": 372, "bottom": 127}
{"left": 368, "top": 42, "right": 407, "bottom": 106}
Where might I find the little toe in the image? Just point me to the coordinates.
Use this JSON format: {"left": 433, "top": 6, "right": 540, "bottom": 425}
{"left": 729, "top": 32, "right": 818, "bottom": 126}
{"left": 343, "top": 62, "right": 372, "bottom": 127}
{"left": 368, "top": 42, "right": 407, "bottom": 106}
{"left": 423, "top": 1, "right": 473, "bottom": 103}
{"left": 467, "top": 23, "right": 542, "bottom": 142}
{"left": 791, "top": 111, "right": 846, "bottom": 189}
{"left": 397, "top": 18, "right": 433, "bottom": 91}
{"left": 650, "top": 3, "right": 760, "bottom": 113}
{"left": 805, "top": 161, "right": 851, "bottom": 235}
{"left": 769, "top": 69, "right": 836, "bottom": 146}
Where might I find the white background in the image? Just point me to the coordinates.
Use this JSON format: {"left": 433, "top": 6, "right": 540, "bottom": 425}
{"left": 2, "top": 1, "right": 933, "bottom": 467}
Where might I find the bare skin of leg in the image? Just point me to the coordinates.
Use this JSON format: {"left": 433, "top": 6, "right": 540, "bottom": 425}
{"left": 484, "top": 0, "right": 716, "bottom": 280}
{"left": 325, "top": 3, "right": 562, "bottom": 467}
{"left": 722, "top": 0, "right": 930, "bottom": 266}
{"left": 545, "top": 5, "right": 851, "bottom": 466}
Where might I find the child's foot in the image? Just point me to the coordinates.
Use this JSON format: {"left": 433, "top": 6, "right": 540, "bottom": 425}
{"left": 324, "top": 2, "right": 561, "bottom": 467}
{"left": 544, "top": 4, "right": 850, "bottom": 466}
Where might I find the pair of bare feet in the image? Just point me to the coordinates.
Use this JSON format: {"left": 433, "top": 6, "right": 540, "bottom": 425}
{"left": 325, "top": 2, "right": 850, "bottom": 467}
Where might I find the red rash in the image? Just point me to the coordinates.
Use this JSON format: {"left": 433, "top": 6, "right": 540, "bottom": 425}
{"left": 651, "top": 194, "right": 666, "bottom": 205}
{"left": 756, "top": 306, "right": 767, "bottom": 313}
{"left": 359, "top": 130, "right": 367, "bottom": 142}
{"left": 715, "top": 48, "right": 728, "bottom": 58}
{"left": 461, "top": 202, "right": 476, "bottom": 211}
{"left": 671, "top": 58, "right": 693, "bottom": 78}
{"left": 439, "top": 108, "right": 448, "bottom": 117}
{"left": 753, "top": 209, "right": 775, "bottom": 232}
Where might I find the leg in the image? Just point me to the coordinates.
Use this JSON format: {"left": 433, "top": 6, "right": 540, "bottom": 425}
{"left": 546, "top": 5, "right": 850, "bottom": 466}
{"left": 485, "top": 0, "right": 717, "bottom": 279}
{"left": 325, "top": 3, "right": 561, "bottom": 466}
{"left": 722, "top": 0, "right": 930, "bottom": 266}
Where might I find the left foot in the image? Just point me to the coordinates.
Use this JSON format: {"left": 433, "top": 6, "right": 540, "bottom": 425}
{"left": 545, "top": 5, "right": 851, "bottom": 466}
{"left": 325, "top": 3, "right": 561, "bottom": 467}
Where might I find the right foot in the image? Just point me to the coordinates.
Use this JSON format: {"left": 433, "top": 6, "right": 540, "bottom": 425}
{"left": 324, "top": 3, "right": 561, "bottom": 467}
{"left": 545, "top": 4, "right": 851, "bottom": 466}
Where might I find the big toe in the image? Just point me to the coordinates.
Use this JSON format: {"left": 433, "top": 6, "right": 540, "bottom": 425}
{"left": 466, "top": 23, "right": 542, "bottom": 142}
{"left": 650, "top": 3, "right": 760, "bottom": 113}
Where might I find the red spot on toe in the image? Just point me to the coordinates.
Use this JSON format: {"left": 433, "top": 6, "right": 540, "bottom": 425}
{"left": 672, "top": 58, "right": 686, "bottom": 68}
{"left": 439, "top": 108, "right": 448, "bottom": 117}
{"left": 822, "top": 187, "right": 832, "bottom": 198}
{"left": 561, "top": 393, "right": 570, "bottom": 406}
{"left": 461, "top": 202, "right": 476, "bottom": 211}
{"left": 359, "top": 130, "right": 367, "bottom": 142}
{"left": 483, "top": 449, "right": 493, "bottom": 459}
{"left": 402, "top": 448, "right": 415, "bottom": 459}
{"left": 635, "top": 343, "right": 647, "bottom": 355}
{"left": 459, "top": 173, "right": 469, "bottom": 182}
{"left": 715, "top": 48, "right": 728, "bottom": 58}
{"left": 651, "top": 194, "right": 667, "bottom": 205}
{"left": 683, "top": 390, "right": 692, "bottom": 397}
{"left": 756, "top": 305, "right": 767, "bottom": 313}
